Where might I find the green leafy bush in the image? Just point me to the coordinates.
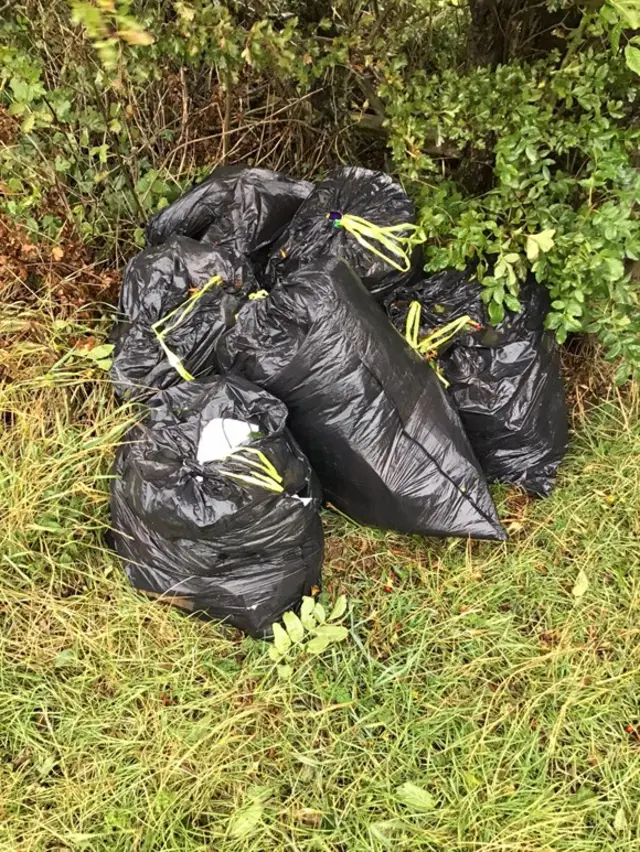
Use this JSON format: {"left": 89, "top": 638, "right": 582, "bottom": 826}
{"left": 0, "top": 0, "right": 638, "bottom": 379}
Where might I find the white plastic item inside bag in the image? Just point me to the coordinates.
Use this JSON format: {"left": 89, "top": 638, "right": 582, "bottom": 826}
{"left": 197, "top": 417, "right": 259, "bottom": 464}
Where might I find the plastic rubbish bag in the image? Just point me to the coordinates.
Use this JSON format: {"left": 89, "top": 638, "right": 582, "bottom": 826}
{"left": 386, "top": 268, "right": 568, "bottom": 496}
{"left": 145, "top": 166, "right": 313, "bottom": 255}
{"left": 265, "top": 166, "right": 422, "bottom": 299}
{"left": 110, "top": 376, "right": 324, "bottom": 637}
{"left": 218, "top": 258, "right": 506, "bottom": 541}
{"left": 110, "top": 236, "right": 249, "bottom": 400}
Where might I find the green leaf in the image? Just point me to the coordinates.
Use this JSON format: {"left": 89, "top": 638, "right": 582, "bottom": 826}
{"left": 21, "top": 113, "right": 35, "bottom": 134}
{"left": 605, "top": 257, "right": 625, "bottom": 281}
{"left": 313, "top": 624, "right": 348, "bottom": 643}
{"left": 395, "top": 782, "right": 436, "bottom": 812}
{"left": 314, "top": 603, "right": 326, "bottom": 623}
{"left": 494, "top": 258, "right": 507, "bottom": 278}
{"left": 282, "top": 611, "right": 305, "bottom": 644}
{"left": 488, "top": 301, "right": 504, "bottom": 325}
{"left": 529, "top": 229, "right": 556, "bottom": 254}
{"left": 272, "top": 622, "right": 291, "bottom": 655}
{"left": 503, "top": 252, "right": 520, "bottom": 263}
{"left": 614, "top": 807, "right": 628, "bottom": 832}
{"left": 55, "top": 649, "right": 78, "bottom": 668}
{"left": 300, "top": 596, "right": 315, "bottom": 621}
{"left": 228, "top": 799, "right": 263, "bottom": 839}
{"left": 612, "top": 0, "right": 640, "bottom": 29}
{"left": 526, "top": 236, "right": 540, "bottom": 262}
{"left": 306, "top": 634, "right": 331, "bottom": 655}
{"left": 504, "top": 294, "right": 521, "bottom": 313}
{"left": 572, "top": 569, "right": 589, "bottom": 599}
{"left": 82, "top": 343, "right": 114, "bottom": 361}
{"left": 7, "top": 101, "right": 26, "bottom": 117}
{"left": 95, "top": 359, "right": 112, "bottom": 371}
{"left": 277, "top": 663, "right": 292, "bottom": 680}
{"left": 328, "top": 595, "right": 347, "bottom": 621}
{"left": 615, "top": 362, "right": 631, "bottom": 386}
{"left": 300, "top": 596, "right": 316, "bottom": 630}
{"left": 268, "top": 645, "right": 282, "bottom": 663}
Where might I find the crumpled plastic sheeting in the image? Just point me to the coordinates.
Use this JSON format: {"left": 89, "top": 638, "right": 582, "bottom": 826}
{"left": 145, "top": 165, "right": 313, "bottom": 258}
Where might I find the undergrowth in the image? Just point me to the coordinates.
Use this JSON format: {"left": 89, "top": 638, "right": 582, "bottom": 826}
{"left": 1, "top": 0, "right": 640, "bottom": 376}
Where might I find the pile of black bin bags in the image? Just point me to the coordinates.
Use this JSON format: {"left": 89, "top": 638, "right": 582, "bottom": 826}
{"left": 108, "top": 165, "right": 568, "bottom": 637}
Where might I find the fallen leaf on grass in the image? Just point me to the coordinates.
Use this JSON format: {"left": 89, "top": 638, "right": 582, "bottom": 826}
{"left": 229, "top": 799, "right": 263, "bottom": 839}
{"left": 572, "top": 568, "right": 589, "bottom": 599}
{"left": 614, "top": 807, "right": 628, "bottom": 832}
{"left": 395, "top": 781, "right": 435, "bottom": 812}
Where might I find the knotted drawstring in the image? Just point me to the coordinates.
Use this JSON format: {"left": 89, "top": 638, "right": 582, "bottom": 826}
{"left": 152, "top": 275, "right": 222, "bottom": 382}
{"left": 217, "top": 446, "right": 284, "bottom": 493}
{"left": 326, "top": 211, "right": 424, "bottom": 273}
{"left": 405, "top": 301, "right": 482, "bottom": 387}
{"left": 248, "top": 290, "right": 269, "bottom": 301}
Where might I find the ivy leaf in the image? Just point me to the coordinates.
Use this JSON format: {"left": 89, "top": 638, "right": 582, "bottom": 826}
{"left": 395, "top": 782, "right": 436, "bottom": 812}
{"left": 328, "top": 595, "right": 347, "bottom": 621}
{"left": 277, "top": 663, "right": 292, "bottom": 680}
{"left": 572, "top": 569, "right": 589, "bottom": 599}
{"left": 272, "top": 622, "right": 291, "bottom": 655}
{"left": 282, "top": 611, "right": 305, "bottom": 644}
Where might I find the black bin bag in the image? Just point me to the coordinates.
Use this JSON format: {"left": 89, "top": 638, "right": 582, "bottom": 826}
{"left": 110, "top": 236, "right": 250, "bottom": 401}
{"left": 110, "top": 376, "right": 324, "bottom": 637}
{"left": 217, "top": 258, "right": 506, "bottom": 541}
{"left": 145, "top": 166, "right": 313, "bottom": 256}
{"left": 265, "top": 166, "right": 422, "bottom": 300}
{"left": 386, "top": 268, "right": 569, "bottom": 496}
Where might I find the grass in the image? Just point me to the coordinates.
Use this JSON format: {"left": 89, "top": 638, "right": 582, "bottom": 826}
{"left": 1, "top": 300, "right": 639, "bottom": 850}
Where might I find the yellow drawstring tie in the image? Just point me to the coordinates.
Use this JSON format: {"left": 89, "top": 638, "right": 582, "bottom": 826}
{"left": 151, "top": 275, "right": 222, "bottom": 382}
{"left": 405, "top": 300, "right": 480, "bottom": 387}
{"left": 248, "top": 290, "right": 269, "bottom": 301}
{"left": 217, "top": 446, "right": 284, "bottom": 493}
{"left": 326, "top": 212, "right": 424, "bottom": 273}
